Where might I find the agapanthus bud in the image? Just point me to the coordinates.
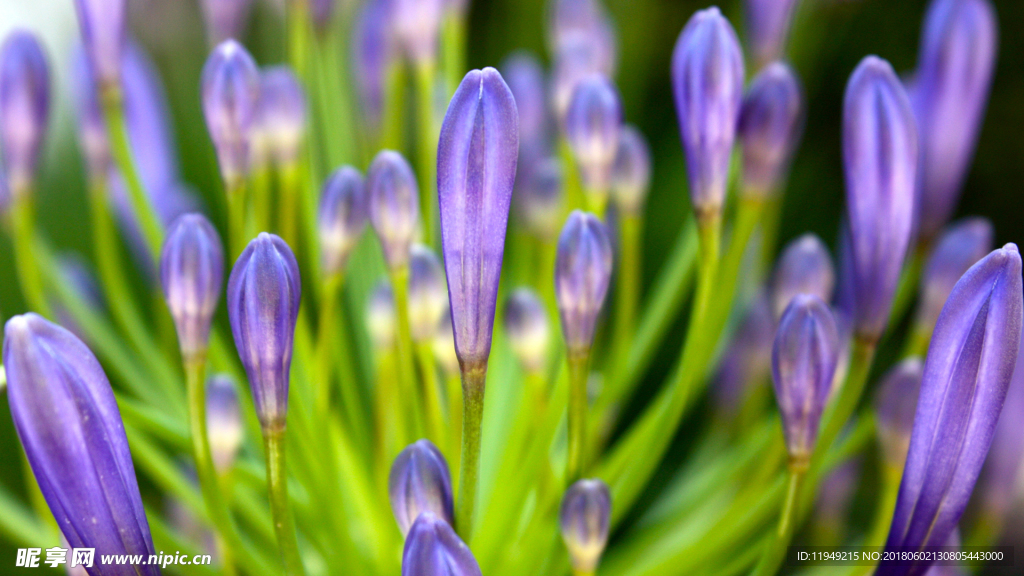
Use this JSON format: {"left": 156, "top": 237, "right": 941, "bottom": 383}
{"left": 911, "top": 0, "right": 997, "bottom": 241}
{"left": 409, "top": 244, "right": 448, "bottom": 342}
{"left": 548, "top": 0, "right": 617, "bottom": 78}
{"left": 556, "top": 211, "right": 613, "bottom": 354}
{"left": 504, "top": 288, "right": 551, "bottom": 375}
{"left": 227, "top": 233, "right": 302, "bottom": 431}
{"left": 74, "top": 0, "right": 126, "bottom": 87}
{"left": 368, "top": 281, "right": 397, "bottom": 350}
{"left": 874, "top": 358, "right": 925, "bottom": 469}
{"left": 318, "top": 165, "right": 368, "bottom": 277}
{"left": 738, "top": 61, "right": 803, "bottom": 197}
{"left": 432, "top": 309, "right": 460, "bottom": 377}
{"left": 402, "top": 512, "right": 482, "bottom": 576}
{"left": 0, "top": 31, "right": 49, "bottom": 194}
{"left": 551, "top": 37, "right": 614, "bottom": 123}
{"left": 4, "top": 314, "right": 158, "bottom": 571}
{"left": 391, "top": 0, "right": 444, "bottom": 64}
{"left": 160, "top": 213, "right": 225, "bottom": 359}
{"left": 207, "top": 374, "right": 244, "bottom": 473}
{"left": 559, "top": 478, "right": 611, "bottom": 573}
{"left": 881, "top": 244, "right": 1022, "bottom": 572}
{"left": 772, "top": 234, "right": 835, "bottom": 319}
{"left": 71, "top": 50, "right": 109, "bottom": 177}
{"left": 202, "top": 40, "right": 261, "bottom": 185}
{"left": 253, "top": 66, "right": 306, "bottom": 166}
{"left": 979, "top": 338, "right": 1024, "bottom": 522}
{"left": 714, "top": 291, "right": 774, "bottom": 414}
{"left": 200, "top": 0, "right": 255, "bottom": 46}
{"left": 842, "top": 56, "right": 918, "bottom": 341}
{"left": 502, "top": 51, "right": 548, "bottom": 156}
{"left": 609, "top": 124, "right": 651, "bottom": 216}
{"left": 566, "top": 75, "right": 622, "bottom": 200}
{"left": 516, "top": 157, "right": 564, "bottom": 239}
{"left": 771, "top": 294, "right": 840, "bottom": 467}
{"left": 671, "top": 7, "right": 744, "bottom": 219}
{"left": 916, "top": 218, "right": 993, "bottom": 336}
{"left": 744, "top": 0, "right": 800, "bottom": 68}
{"left": 438, "top": 67, "right": 519, "bottom": 367}
{"left": 353, "top": 0, "right": 395, "bottom": 135}
{"left": 368, "top": 150, "right": 420, "bottom": 271}
{"left": 389, "top": 439, "right": 455, "bottom": 536}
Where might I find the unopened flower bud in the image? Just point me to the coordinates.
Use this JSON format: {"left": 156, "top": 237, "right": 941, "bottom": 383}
{"left": 738, "top": 61, "right": 803, "bottom": 197}
{"left": 504, "top": 288, "right": 550, "bottom": 375}
{"left": 318, "top": 166, "right": 368, "bottom": 277}
{"left": 874, "top": 358, "right": 924, "bottom": 468}
{"left": 391, "top": 0, "right": 444, "bottom": 65}
{"left": 254, "top": 66, "right": 306, "bottom": 166}
{"left": 0, "top": 31, "right": 49, "bottom": 194}
{"left": 565, "top": 75, "right": 622, "bottom": 202}
{"left": 516, "top": 157, "right": 564, "bottom": 240}
{"left": 160, "top": 213, "right": 224, "bottom": 360}
{"left": 409, "top": 244, "right": 448, "bottom": 342}
{"left": 402, "top": 512, "right": 481, "bottom": 576}
{"left": 610, "top": 124, "right": 651, "bottom": 215}
{"left": 432, "top": 309, "right": 459, "bottom": 377}
{"left": 202, "top": 40, "right": 261, "bottom": 185}
{"left": 556, "top": 211, "right": 613, "bottom": 355}
{"left": 368, "top": 150, "right": 420, "bottom": 271}
{"left": 206, "top": 374, "right": 243, "bottom": 473}
{"left": 368, "top": 281, "right": 396, "bottom": 350}
{"left": 916, "top": 217, "right": 993, "bottom": 337}
{"left": 389, "top": 439, "right": 454, "bottom": 536}
{"left": 772, "top": 234, "right": 835, "bottom": 319}
{"left": 74, "top": 0, "right": 126, "bottom": 88}
{"left": 559, "top": 478, "right": 611, "bottom": 573}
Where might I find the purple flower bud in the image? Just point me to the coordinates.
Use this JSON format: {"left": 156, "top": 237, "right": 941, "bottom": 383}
{"left": 504, "top": 288, "right": 551, "bottom": 375}
{"left": 916, "top": 218, "right": 993, "bottom": 336}
{"left": 978, "top": 338, "right": 1024, "bottom": 521}
{"left": 227, "top": 233, "right": 302, "bottom": 431}
{"left": 161, "top": 213, "right": 225, "bottom": 359}
{"left": 369, "top": 150, "right": 420, "bottom": 270}
{"left": 438, "top": 68, "right": 519, "bottom": 367}
{"left": 911, "top": 0, "right": 997, "bottom": 241}
{"left": 772, "top": 234, "right": 835, "bottom": 319}
{"left": 559, "top": 478, "right": 611, "bottom": 573}
{"left": 71, "top": 50, "right": 109, "bottom": 178}
{"left": 556, "top": 211, "right": 613, "bottom": 354}
{"left": 200, "top": 0, "right": 255, "bottom": 46}
{"left": 548, "top": 0, "right": 617, "bottom": 77}
{"left": 502, "top": 51, "right": 548, "bottom": 156}
{"left": 252, "top": 66, "right": 306, "bottom": 167}
{"left": 402, "top": 511, "right": 482, "bottom": 576}
{"left": 0, "top": 31, "right": 49, "bottom": 194}
{"left": 714, "top": 291, "right": 774, "bottom": 415}
{"left": 74, "top": 0, "right": 126, "bottom": 87}
{"left": 744, "top": 0, "right": 800, "bottom": 68}
{"left": 368, "top": 280, "right": 397, "bottom": 350}
{"left": 318, "top": 166, "right": 368, "bottom": 277}
{"left": 738, "top": 61, "right": 803, "bottom": 197}
{"left": 550, "top": 36, "right": 614, "bottom": 123}
{"left": 353, "top": 0, "right": 395, "bottom": 135}
{"left": 391, "top": 0, "right": 444, "bottom": 64}
{"left": 202, "top": 40, "right": 261, "bottom": 184}
{"left": 4, "top": 314, "right": 158, "bottom": 572}
{"left": 842, "top": 56, "right": 918, "bottom": 341}
{"left": 881, "top": 244, "right": 1023, "bottom": 570}
{"left": 207, "top": 373, "right": 244, "bottom": 473}
{"left": 874, "top": 358, "right": 925, "bottom": 468}
{"left": 389, "top": 439, "right": 455, "bottom": 536}
{"left": 432, "top": 309, "right": 459, "bottom": 377}
{"left": 409, "top": 244, "right": 448, "bottom": 342}
{"left": 516, "top": 157, "right": 564, "bottom": 240}
{"left": 565, "top": 75, "right": 622, "bottom": 198}
{"left": 609, "top": 124, "right": 651, "bottom": 215}
{"left": 771, "top": 294, "right": 840, "bottom": 467}
{"left": 671, "top": 7, "right": 745, "bottom": 218}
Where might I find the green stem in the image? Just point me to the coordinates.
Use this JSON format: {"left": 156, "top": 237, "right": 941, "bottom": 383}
{"left": 9, "top": 194, "right": 50, "bottom": 316}
{"left": 315, "top": 275, "right": 342, "bottom": 421}
{"left": 611, "top": 213, "right": 641, "bottom": 383}
{"left": 278, "top": 163, "right": 301, "bottom": 252}
{"left": 391, "top": 266, "right": 425, "bottom": 439}
{"left": 847, "top": 463, "right": 901, "bottom": 576}
{"left": 752, "top": 467, "right": 806, "bottom": 576}
{"left": 226, "top": 177, "right": 248, "bottom": 260}
{"left": 252, "top": 164, "right": 272, "bottom": 233}
{"left": 560, "top": 139, "right": 585, "bottom": 213}
{"left": 445, "top": 372, "right": 463, "bottom": 469}
{"left": 416, "top": 341, "right": 448, "bottom": 451}
{"left": 566, "top": 349, "right": 591, "bottom": 483}
{"left": 382, "top": 62, "right": 407, "bottom": 152}
{"left": 457, "top": 363, "right": 486, "bottom": 541}
{"left": 264, "top": 427, "right": 306, "bottom": 576}
{"left": 442, "top": 14, "right": 467, "bottom": 95}
{"left": 415, "top": 62, "right": 438, "bottom": 244}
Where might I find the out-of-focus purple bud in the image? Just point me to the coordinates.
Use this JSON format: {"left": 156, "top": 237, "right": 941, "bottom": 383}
{"left": 318, "top": 166, "right": 368, "bottom": 277}
{"left": 391, "top": 0, "right": 444, "bottom": 64}
{"left": 874, "top": 358, "right": 925, "bottom": 469}
{"left": 911, "top": 0, "right": 997, "bottom": 241}
{"left": 227, "top": 233, "right": 302, "bottom": 431}
{"left": 206, "top": 374, "right": 244, "bottom": 473}
{"left": 432, "top": 309, "right": 460, "bottom": 377}
{"left": 409, "top": 244, "right": 448, "bottom": 342}
{"left": 368, "top": 150, "right": 420, "bottom": 270}
{"left": 556, "top": 211, "right": 613, "bottom": 354}
{"left": 74, "top": 0, "right": 126, "bottom": 87}
{"left": 744, "top": 0, "right": 800, "bottom": 68}
{"left": 714, "top": 291, "right": 774, "bottom": 415}
{"left": 353, "top": 0, "right": 395, "bottom": 135}
{"left": 502, "top": 51, "right": 548, "bottom": 156}
{"left": 252, "top": 66, "right": 306, "bottom": 166}
{"left": 368, "top": 281, "right": 397, "bottom": 350}
{"left": 842, "top": 56, "right": 918, "bottom": 341}
{"left": 565, "top": 75, "right": 622, "bottom": 200}
{"left": 402, "top": 512, "right": 482, "bottom": 576}
{"left": 389, "top": 439, "right": 455, "bottom": 536}
{"left": 437, "top": 68, "right": 519, "bottom": 367}
{"left": 548, "top": 0, "right": 617, "bottom": 77}
{"left": 202, "top": 40, "right": 261, "bottom": 185}
{"left": 160, "top": 213, "right": 224, "bottom": 359}
{"left": 559, "top": 478, "right": 611, "bottom": 573}
{"left": 516, "top": 157, "right": 564, "bottom": 240}
{"left": 771, "top": 294, "right": 840, "bottom": 467}
{"left": 978, "top": 338, "right": 1024, "bottom": 522}
{"left": 0, "top": 31, "right": 49, "bottom": 194}
{"left": 4, "top": 314, "right": 159, "bottom": 572}
{"left": 71, "top": 50, "right": 109, "bottom": 178}
{"left": 772, "top": 234, "right": 835, "bottom": 319}
{"left": 671, "top": 7, "right": 745, "bottom": 219}
{"left": 609, "top": 124, "right": 651, "bottom": 216}
{"left": 504, "top": 288, "right": 551, "bottom": 375}
{"left": 916, "top": 218, "right": 993, "bottom": 338}
{"left": 881, "top": 245, "right": 1023, "bottom": 572}
{"left": 311, "top": 0, "right": 335, "bottom": 29}
{"left": 550, "top": 36, "right": 614, "bottom": 123}
{"left": 738, "top": 61, "right": 803, "bottom": 197}
{"left": 814, "top": 459, "right": 860, "bottom": 538}
{"left": 200, "top": 0, "right": 255, "bottom": 46}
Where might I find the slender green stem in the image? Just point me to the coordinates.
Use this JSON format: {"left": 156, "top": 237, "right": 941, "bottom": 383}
{"left": 264, "top": 426, "right": 306, "bottom": 576}
{"left": 278, "top": 163, "right": 301, "bottom": 252}
{"left": 752, "top": 467, "right": 805, "bottom": 576}
{"left": 445, "top": 372, "right": 463, "bottom": 468}
{"left": 287, "top": 0, "right": 312, "bottom": 84}
{"left": 416, "top": 341, "right": 448, "bottom": 451}
{"left": 566, "top": 349, "right": 591, "bottom": 483}
{"left": 560, "top": 139, "right": 585, "bottom": 213}
{"left": 457, "top": 363, "right": 487, "bottom": 541}
{"left": 316, "top": 275, "right": 342, "bottom": 420}
{"left": 442, "top": 14, "right": 467, "bottom": 95}
{"left": 382, "top": 62, "right": 407, "bottom": 152}
{"left": 226, "top": 177, "right": 248, "bottom": 260}
{"left": 415, "top": 62, "right": 438, "bottom": 244}
{"left": 391, "top": 266, "right": 425, "bottom": 439}
{"left": 572, "top": 569, "right": 595, "bottom": 576}
{"left": 611, "top": 213, "right": 641, "bottom": 383}
{"left": 845, "top": 463, "right": 901, "bottom": 576}
{"left": 9, "top": 194, "right": 50, "bottom": 316}
{"left": 252, "top": 164, "right": 272, "bottom": 233}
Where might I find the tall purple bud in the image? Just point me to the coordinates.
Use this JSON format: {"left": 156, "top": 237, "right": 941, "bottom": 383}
{"left": 915, "top": 218, "right": 993, "bottom": 336}
{"left": 437, "top": 67, "right": 518, "bottom": 368}
{"left": 548, "top": 0, "right": 617, "bottom": 80}
{"left": 771, "top": 294, "right": 840, "bottom": 468}
{"left": 610, "top": 124, "right": 651, "bottom": 216}
{"left": 160, "top": 213, "right": 225, "bottom": 360}
{"left": 912, "top": 0, "right": 997, "bottom": 242}
{"left": 504, "top": 288, "right": 551, "bottom": 375}
{"left": 842, "top": 56, "right": 918, "bottom": 342}
{"left": 502, "top": 51, "right": 549, "bottom": 160}
{"left": 516, "top": 157, "right": 564, "bottom": 240}
{"left": 0, "top": 31, "right": 49, "bottom": 194}
{"left": 369, "top": 150, "right": 420, "bottom": 271}
{"left": 318, "top": 166, "right": 368, "bottom": 277}
{"left": 551, "top": 38, "right": 614, "bottom": 124}
{"left": 880, "top": 245, "right": 1022, "bottom": 574}
{"left": 771, "top": 234, "right": 834, "bottom": 319}
{"left": 402, "top": 512, "right": 482, "bottom": 576}
{"left": 409, "top": 244, "right": 448, "bottom": 342}
{"left": 353, "top": 0, "right": 395, "bottom": 136}
{"left": 874, "top": 358, "right": 925, "bottom": 469}
{"left": 253, "top": 66, "right": 306, "bottom": 167}
{"left": 4, "top": 314, "right": 159, "bottom": 573}
{"left": 738, "top": 61, "right": 803, "bottom": 198}
{"left": 671, "top": 7, "right": 744, "bottom": 221}
{"left": 391, "top": 0, "right": 444, "bottom": 65}
{"left": 207, "top": 374, "right": 244, "bottom": 473}
{"left": 565, "top": 75, "right": 622, "bottom": 207}
{"left": 227, "top": 233, "right": 302, "bottom": 431}
{"left": 559, "top": 478, "right": 612, "bottom": 574}
{"left": 202, "top": 40, "right": 261, "bottom": 186}
{"left": 389, "top": 439, "right": 455, "bottom": 537}
{"left": 555, "top": 211, "right": 613, "bottom": 355}
{"left": 200, "top": 0, "right": 255, "bottom": 46}
{"left": 744, "top": 0, "right": 800, "bottom": 69}
{"left": 74, "top": 0, "right": 126, "bottom": 88}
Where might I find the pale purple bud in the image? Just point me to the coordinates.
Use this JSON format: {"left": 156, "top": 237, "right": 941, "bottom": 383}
{"left": 318, "top": 166, "right": 368, "bottom": 277}
{"left": 200, "top": 0, "right": 255, "bottom": 46}
{"left": 202, "top": 40, "right": 261, "bottom": 184}
{"left": 0, "top": 31, "right": 49, "bottom": 194}
{"left": 744, "top": 0, "right": 800, "bottom": 68}
{"left": 353, "top": 0, "right": 395, "bottom": 135}
{"left": 502, "top": 51, "right": 548, "bottom": 155}
{"left": 389, "top": 439, "right": 454, "bottom": 536}
{"left": 916, "top": 218, "right": 993, "bottom": 336}
{"left": 551, "top": 36, "right": 614, "bottom": 123}
{"left": 548, "top": 0, "right": 617, "bottom": 77}
{"left": 409, "top": 244, "right": 448, "bottom": 342}
{"left": 714, "top": 291, "right": 774, "bottom": 414}
{"left": 432, "top": 309, "right": 459, "bottom": 377}
{"left": 565, "top": 75, "right": 622, "bottom": 197}
{"left": 74, "top": 0, "right": 126, "bottom": 87}
{"left": 516, "top": 157, "right": 564, "bottom": 240}
{"left": 367, "top": 281, "right": 397, "bottom": 350}
{"left": 772, "top": 234, "right": 835, "bottom": 319}
{"left": 738, "top": 61, "right": 803, "bottom": 197}
{"left": 160, "top": 213, "right": 225, "bottom": 359}
{"left": 556, "top": 211, "right": 613, "bottom": 354}
{"left": 71, "top": 50, "right": 109, "bottom": 178}
{"left": 252, "top": 66, "right": 306, "bottom": 167}
{"left": 504, "top": 288, "right": 551, "bottom": 375}
{"left": 559, "top": 478, "right": 611, "bottom": 573}
{"left": 874, "top": 358, "right": 925, "bottom": 468}
{"left": 369, "top": 150, "right": 420, "bottom": 270}
{"left": 402, "top": 512, "right": 481, "bottom": 576}
{"left": 609, "top": 124, "right": 651, "bottom": 215}
{"left": 206, "top": 374, "right": 244, "bottom": 473}
{"left": 391, "top": 0, "right": 444, "bottom": 64}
